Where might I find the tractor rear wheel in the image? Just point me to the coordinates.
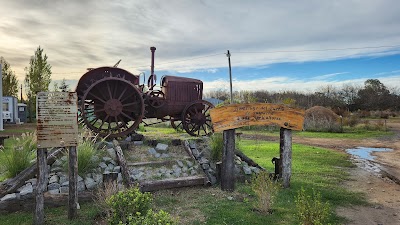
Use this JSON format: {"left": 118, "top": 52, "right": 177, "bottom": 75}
{"left": 80, "top": 77, "right": 144, "bottom": 138}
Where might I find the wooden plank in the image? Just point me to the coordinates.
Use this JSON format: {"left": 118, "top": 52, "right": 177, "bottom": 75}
{"left": 113, "top": 140, "right": 131, "bottom": 188}
{"left": 210, "top": 103, "right": 305, "bottom": 132}
{"left": 139, "top": 176, "right": 207, "bottom": 192}
{"left": 280, "top": 128, "right": 292, "bottom": 188}
{"left": 221, "top": 129, "right": 235, "bottom": 191}
{"left": 127, "top": 159, "right": 190, "bottom": 167}
{"left": 68, "top": 146, "right": 78, "bottom": 219}
{"left": 34, "top": 148, "right": 47, "bottom": 225}
{"left": 0, "top": 192, "right": 95, "bottom": 214}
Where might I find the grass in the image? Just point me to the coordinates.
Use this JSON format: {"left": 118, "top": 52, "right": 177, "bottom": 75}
{"left": 0, "top": 129, "right": 368, "bottom": 224}
{"left": 0, "top": 203, "right": 100, "bottom": 225}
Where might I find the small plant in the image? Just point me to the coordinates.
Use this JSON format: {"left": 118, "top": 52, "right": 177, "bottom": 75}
{"left": 63, "top": 128, "right": 103, "bottom": 176}
{"left": 210, "top": 133, "right": 224, "bottom": 161}
{"left": 105, "top": 187, "right": 177, "bottom": 225}
{"left": 0, "top": 132, "right": 37, "bottom": 178}
{"left": 295, "top": 187, "right": 331, "bottom": 225}
{"left": 251, "top": 170, "right": 280, "bottom": 214}
{"left": 95, "top": 181, "right": 123, "bottom": 217}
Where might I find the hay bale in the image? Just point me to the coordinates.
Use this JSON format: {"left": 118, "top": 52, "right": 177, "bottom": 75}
{"left": 304, "top": 106, "right": 341, "bottom": 132}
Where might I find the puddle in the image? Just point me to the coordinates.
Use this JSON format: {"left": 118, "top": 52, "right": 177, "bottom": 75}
{"left": 346, "top": 147, "right": 392, "bottom": 160}
{"left": 346, "top": 147, "right": 393, "bottom": 175}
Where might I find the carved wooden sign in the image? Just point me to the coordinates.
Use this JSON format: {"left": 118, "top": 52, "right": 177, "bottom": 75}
{"left": 210, "top": 103, "right": 305, "bottom": 132}
{"left": 36, "top": 92, "right": 78, "bottom": 148}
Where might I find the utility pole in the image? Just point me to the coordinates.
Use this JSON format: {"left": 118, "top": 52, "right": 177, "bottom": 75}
{"left": 20, "top": 84, "right": 23, "bottom": 102}
{"left": 226, "top": 50, "right": 233, "bottom": 104}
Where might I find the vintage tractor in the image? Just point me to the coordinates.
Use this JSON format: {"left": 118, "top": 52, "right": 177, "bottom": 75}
{"left": 75, "top": 47, "right": 214, "bottom": 138}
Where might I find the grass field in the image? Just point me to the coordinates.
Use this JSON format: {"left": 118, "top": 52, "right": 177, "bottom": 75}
{"left": 0, "top": 137, "right": 367, "bottom": 224}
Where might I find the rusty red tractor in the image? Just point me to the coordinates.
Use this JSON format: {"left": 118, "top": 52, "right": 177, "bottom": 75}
{"left": 75, "top": 47, "right": 214, "bottom": 138}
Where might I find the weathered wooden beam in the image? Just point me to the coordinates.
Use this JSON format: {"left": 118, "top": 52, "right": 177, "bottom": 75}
{"left": 221, "top": 129, "right": 235, "bottom": 191}
{"left": 127, "top": 159, "right": 190, "bottom": 168}
{"left": 139, "top": 176, "right": 207, "bottom": 192}
{"left": 113, "top": 140, "right": 131, "bottom": 188}
{"left": 235, "top": 150, "right": 265, "bottom": 171}
{"left": 34, "top": 148, "right": 47, "bottom": 225}
{"left": 0, "top": 147, "right": 65, "bottom": 198}
{"left": 280, "top": 128, "right": 292, "bottom": 188}
{"left": 0, "top": 192, "right": 95, "bottom": 214}
{"left": 68, "top": 146, "right": 78, "bottom": 220}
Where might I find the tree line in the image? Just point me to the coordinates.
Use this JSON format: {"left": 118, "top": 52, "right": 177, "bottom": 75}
{"left": 205, "top": 79, "right": 400, "bottom": 114}
{"left": 1, "top": 46, "right": 70, "bottom": 121}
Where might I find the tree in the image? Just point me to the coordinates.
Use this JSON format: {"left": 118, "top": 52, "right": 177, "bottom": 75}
{"left": 0, "top": 57, "right": 19, "bottom": 97}
{"left": 24, "top": 46, "right": 52, "bottom": 121}
{"left": 355, "top": 79, "right": 391, "bottom": 111}
{"left": 59, "top": 78, "right": 70, "bottom": 92}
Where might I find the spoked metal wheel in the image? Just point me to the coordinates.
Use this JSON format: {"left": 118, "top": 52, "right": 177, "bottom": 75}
{"left": 181, "top": 100, "right": 214, "bottom": 136}
{"left": 80, "top": 77, "right": 144, "bottom": 138}
{"left": 170, "top": 117, "right": 183, "bottom": 131}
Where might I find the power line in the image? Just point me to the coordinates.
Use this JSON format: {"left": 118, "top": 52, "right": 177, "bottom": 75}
{"left": 234, "top": 45, "right": 400, "bottom": 54}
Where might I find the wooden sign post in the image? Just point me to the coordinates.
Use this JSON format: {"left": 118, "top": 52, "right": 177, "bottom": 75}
{"left": 221, "top": 129, "right": 235, "bottom": 191}
{"left": 36, "top": 92, "right": 78, "bottom": 224}
{"left": 210, "top": 103, "right": 304, "bottom": 190}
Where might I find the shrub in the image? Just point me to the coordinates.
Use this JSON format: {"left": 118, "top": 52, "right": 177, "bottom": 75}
{"left": 251, "top": 170, "right": 280, "bottom": 214}
{"left": 0, "top": 132, "right": 36, "bottom": 178}
{"left": 344, "top": 115, "right": 360, "bottom": 127}
{"left": 105, "top": 187, "right": 176, "bottom": 225}
{"left": 95, "top": 177, "right": 123, "bottom": 215}
{"left": 210, "top": 133, "right": 223, "bottom": 161}
{"left": 124, "top": 209, "right": 177, "bottom": 225}
{"left": 295, "top": 187, "right": 331, "bottom": 225}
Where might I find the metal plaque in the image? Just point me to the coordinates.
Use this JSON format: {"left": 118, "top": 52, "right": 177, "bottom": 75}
{"left": 37, "top": 92, "right": 78, "bottom": 148}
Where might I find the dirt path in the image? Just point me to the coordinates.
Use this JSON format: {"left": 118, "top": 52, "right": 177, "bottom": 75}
{"left": 297, "top": 122, "right": 400, "bottom": 225}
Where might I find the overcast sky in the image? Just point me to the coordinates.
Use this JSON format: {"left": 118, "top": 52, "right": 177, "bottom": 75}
{"left": 1, "top": 0, "right": 400, "bottom": 93}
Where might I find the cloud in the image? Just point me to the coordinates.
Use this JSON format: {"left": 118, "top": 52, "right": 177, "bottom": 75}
{"left": 1, "top": 0, "right": 400, "bottom": 89}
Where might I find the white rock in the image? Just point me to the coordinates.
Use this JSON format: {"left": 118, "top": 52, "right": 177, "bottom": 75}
{"left": 148, "top": 148, "right": 157, "bottom": 155}
{"left": 49, "top": 175, "right": 59, "bottom": 184}
{"left": 156, "top": 143, "right": 169, "bottom": 152}
{"left": 1, "top": 193, "right": 17, "bottom": 201}
{"left": 107, "top": 148, "right": 117, "bottom": 160}
{"left": 84, "top": 177, "right": 97, "bottom": 190}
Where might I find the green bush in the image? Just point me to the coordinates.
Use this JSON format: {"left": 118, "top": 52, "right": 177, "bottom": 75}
{"left": 124, "top": 209, "right": 177, "bottom": 225}
{"left": 0, "top": 132, "right": 36, "bottom": 178}
{"left": 210, "top": 133, "right": 223, "bottom": 161}
{"left": 251, "top": 170, "right": 280, "bottom": 214}
{"left": 106, "top": 187, "right": 153, "bottom": 225}
{"left": 105, "top": 187, "right": 176, "bottom": 225}
{"left": 295, "top": 187, "right": 331, "bottom": 225}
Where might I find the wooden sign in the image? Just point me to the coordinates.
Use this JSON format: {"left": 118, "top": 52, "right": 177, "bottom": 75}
{"left": 36, "top": 92, "right": 78, "bottom": 148}
{"left": 210, "top": 103, "right": 305, "bottom": 132}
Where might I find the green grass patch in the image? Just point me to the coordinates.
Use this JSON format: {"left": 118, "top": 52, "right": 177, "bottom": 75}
{"left": 237, "top": 139, "right": 366, "bottom": 224}
{"left": 295, "top": 129, "right": 392, "bottom": 139}
{"left": 0, "top": 203, "right": 100, "bottom": 225}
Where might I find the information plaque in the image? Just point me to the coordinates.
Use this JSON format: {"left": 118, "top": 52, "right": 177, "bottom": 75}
{"left": 36, "top": 92, "right": 78, "bottom": 148}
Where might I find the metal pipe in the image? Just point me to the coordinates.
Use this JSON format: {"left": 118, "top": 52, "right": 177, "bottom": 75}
{"left": 150, "top": 47, "right": 156, "bottom": 76}
{"left": 150, "top": 47, "right": 156, "bottom": 89}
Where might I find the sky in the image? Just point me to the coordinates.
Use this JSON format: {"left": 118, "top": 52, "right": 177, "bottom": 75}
{"left": 1, "top": 0, "right": 400, "bottom": 94}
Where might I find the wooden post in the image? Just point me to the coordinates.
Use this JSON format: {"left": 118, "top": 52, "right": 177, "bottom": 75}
{"left": 34, "top": 148, "right": 47, "bottom": 225}
{"left": 280, "top": 128, "right": 292, "bottom": 188}
{"left": 221, "top": 129, "right": 235, "bottom": 191}
{"left": 68, "top": 146, "right": 78, "bottom": 219}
